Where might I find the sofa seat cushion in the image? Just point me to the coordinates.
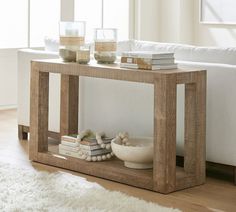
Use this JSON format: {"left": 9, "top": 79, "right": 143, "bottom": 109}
{"left": 187, "top": 46, "right": 236, "bottom": 65}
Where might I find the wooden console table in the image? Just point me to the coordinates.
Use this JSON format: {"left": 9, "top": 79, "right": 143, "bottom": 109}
{"left": 29, "top": 59, "right": 206, "bottom": 194}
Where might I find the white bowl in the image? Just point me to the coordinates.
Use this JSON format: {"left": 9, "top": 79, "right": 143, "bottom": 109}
{"left": 111, "top": 137, "right": 153, "bottom": 169}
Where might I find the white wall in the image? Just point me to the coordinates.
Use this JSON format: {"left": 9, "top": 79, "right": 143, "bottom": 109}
{"left": 61, "top": 0, "right": 74, "bottom": 21}
{"left": 194, "top": 0, "right": 236, "bottom": 46}
{"left": 178, "top": 0, "right": 194, "bottom": 44}
{"left": 140, "top": 0, "right": 236, "bottom": 46}
{"left": 159, "top": 0, "right": 180, "bottom": 43}
{"left": 134, "top": 0, "right": 195, "bottom": 44}
{"left": 0, "top": 49, "right": 18, "bottom": 108}
{"left": 134, "top": 0, "right": 160, "bottom": 41}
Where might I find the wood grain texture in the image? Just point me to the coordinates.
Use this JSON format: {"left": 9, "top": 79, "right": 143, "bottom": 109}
{"left": 195, "top": 71, "right": 207, "bottom": 185}
{"left": 153, "top": 74, "right": 177, "bottom": 193}
{"left": 234, "top": 167, "right": 236, "bottom": 185}
{"left": 29, "top": 59, "right": 207, "bottom": 193}
{"left": 184, "top": 83, "right": 197, "bottom": 174}
{"left": 38, "top": 148, "right": 154, "bottom": 190}
{"left": 29, "top": 63, "right": 49, "bottom": 161}
{"left": 32, "top": 59, "right": 203, "bottom": 85}
{"left": 60, "top": 75, "right": 79, "bottom": 136}
{"left": 29, "top": 66, "right": 39, "bottom": 161}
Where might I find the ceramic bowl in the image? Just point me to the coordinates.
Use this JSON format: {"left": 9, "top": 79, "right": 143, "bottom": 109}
{"left": 111, "top": 137, "right": 153, "bottom": 169}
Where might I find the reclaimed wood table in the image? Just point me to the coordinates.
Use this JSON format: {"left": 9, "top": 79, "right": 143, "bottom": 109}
{"left": 29, "top": 59, "right": 206, "bottom": 194}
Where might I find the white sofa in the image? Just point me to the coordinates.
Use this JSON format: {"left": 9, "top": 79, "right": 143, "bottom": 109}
{"left": 17, "top": 40, "right": 236, "bottom": 171}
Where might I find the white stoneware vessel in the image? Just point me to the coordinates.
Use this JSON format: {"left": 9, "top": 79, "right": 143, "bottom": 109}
{"left": 111, "top": 137, "right": 153, "bottom": 169}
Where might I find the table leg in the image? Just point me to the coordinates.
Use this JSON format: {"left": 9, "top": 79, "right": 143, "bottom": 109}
{"left": 184, "top": 71, "right": 206, "bottom": 184}
{"left": 60, "top": 75, "right": 79, "bottom": 136}
{"left": 184, "top": 83, "right": 197, "bottom": 174}
{"left": 195, "top": 71, "right": 206, "bottom": 184}
{"left": 153, "top": 74, "right": 177, "bottom": 193}
{"left": 234, "top": 167, "right": 236, "bottom": 185}
{"left": 29, "top": 66, "right": 49, "bottom": 161}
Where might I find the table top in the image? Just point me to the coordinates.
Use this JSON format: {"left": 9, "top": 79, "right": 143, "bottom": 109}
{"left": 32, "top": 59, "right": 206, "bottom": 84}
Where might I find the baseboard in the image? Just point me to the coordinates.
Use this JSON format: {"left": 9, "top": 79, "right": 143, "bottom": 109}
{"left": 0, "top": 105, "right": 17, "bottom": 110}
{"left": 176, "top": 156, "right": 235, "bottom": 184}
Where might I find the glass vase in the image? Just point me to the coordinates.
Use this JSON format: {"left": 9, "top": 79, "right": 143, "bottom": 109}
{"left": 76, "top": 45, "right": 90, "bottom": 64}
{"left": 59, "top": 21, "right": 85, "bottom": 62}
{"left": 94, "top": 28, "right": 117, "bottom": 64}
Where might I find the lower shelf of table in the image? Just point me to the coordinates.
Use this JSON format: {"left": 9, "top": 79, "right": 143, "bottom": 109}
{"left": 32, "top": 144, "right": 200, "bottom": 193}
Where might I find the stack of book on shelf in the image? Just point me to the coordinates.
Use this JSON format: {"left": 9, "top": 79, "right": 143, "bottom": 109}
{"left": 59, "top": 134, "right": 112, "bottom": 159}
{"left": 120, "top": 51, "right": 177, "bottom": 70}
{"left": 59, "top": 135, "right": 82, "bottom": 158}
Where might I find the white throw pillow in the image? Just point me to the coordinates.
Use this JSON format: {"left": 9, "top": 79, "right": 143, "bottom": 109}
{"left": 44, "top": 37, "right": 59, "bottom": 52}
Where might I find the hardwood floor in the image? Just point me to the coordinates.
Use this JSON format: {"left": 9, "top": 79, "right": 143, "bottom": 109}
{"left": 0, "top": 109, "right": 235, "bottom": 212}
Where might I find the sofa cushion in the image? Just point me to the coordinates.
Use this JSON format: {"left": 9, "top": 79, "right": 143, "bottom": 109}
{"left": 189, "top": 46, "right": 236, "bottom": 65}
{"left": 132, "top": 40, "right": 236, "bottom": 65}
{"left": 42, "top": 38, "right": 236, "bottom": 65}
{"left": 131, "top": 40, "right": 194, "bottom": 61}
{"left": 117, "top": 40, "right": 133, "bottom": 55}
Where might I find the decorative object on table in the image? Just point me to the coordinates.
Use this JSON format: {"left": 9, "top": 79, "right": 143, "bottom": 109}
{"left": 76, "top": 45, "right": 90, "bottom": 64}
{"left": 94, "top": 28, "right": 117, "bottom": 64}
{"left": 59, "top": 21, "right": 85, "bottom": 62}
{"left": 59, "top": 129, "right": 114, "bottom": 162}
{"left": 120, "top": 51, "right": 177, "bottom": 70}
{"left": 111, "top": 133, "right": 154, "bottom": 169}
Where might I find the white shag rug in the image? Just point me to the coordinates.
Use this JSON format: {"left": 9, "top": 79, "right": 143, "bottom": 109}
{"left": 0, "top": 162, "right": 180, "bottom": 212}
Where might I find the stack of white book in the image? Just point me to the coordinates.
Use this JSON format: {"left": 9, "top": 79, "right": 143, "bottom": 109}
{"left": 120, "top": 51, "right": 177, "bottom": 70}
{"left": 59, "top": 135, "right": 112, "bottom": 159}
{"left": 59, "top": 135, "right": 82, "bottom": 158}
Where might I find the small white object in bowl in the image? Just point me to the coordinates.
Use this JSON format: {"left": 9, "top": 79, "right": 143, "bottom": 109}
{"left": 111, "top": 137, "right": 153, "bottom": 169}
